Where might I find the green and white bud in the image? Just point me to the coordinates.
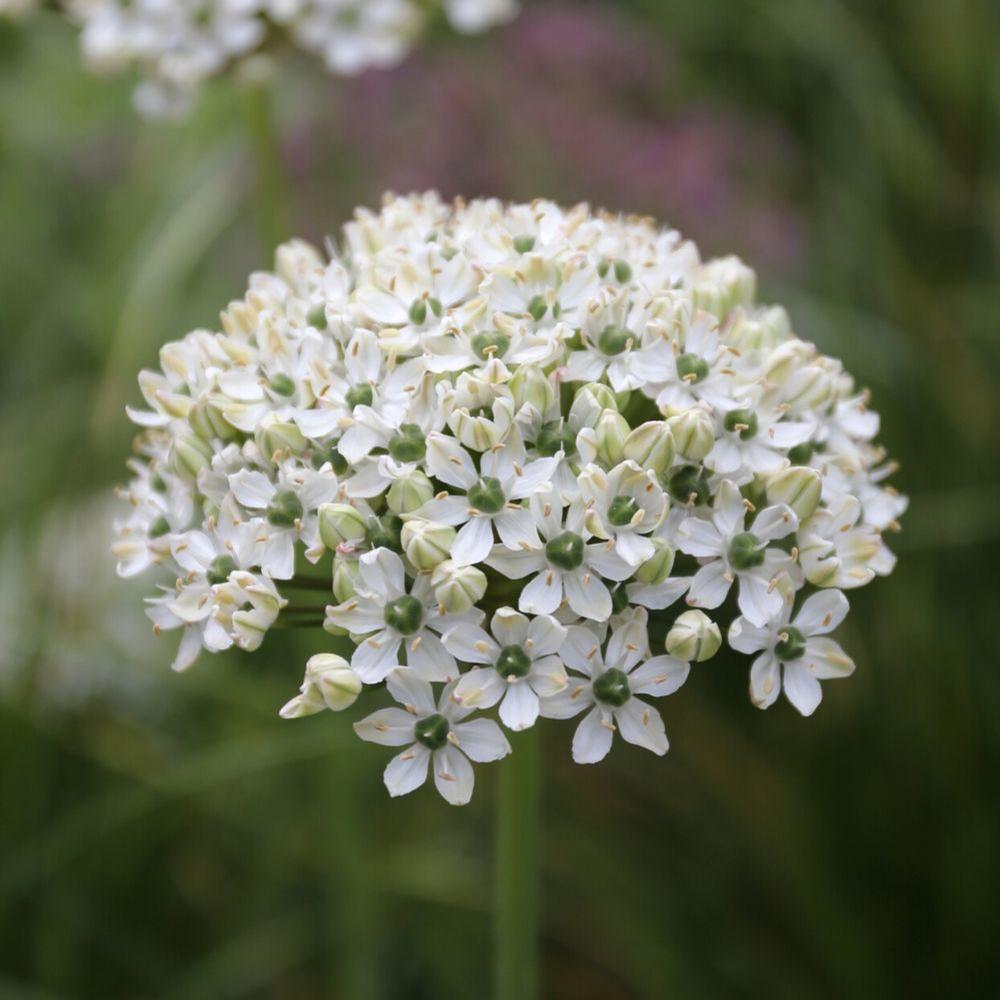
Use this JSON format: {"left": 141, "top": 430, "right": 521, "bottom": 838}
{"left": 255, "top": 416, "right": 307, "bottom": 461}
{"left": 169, "top": 434, "right": 213, "bottom": 481}
{"left": 588, "top": 409, "right": 629, "bottom": 467}
{"left": 401, "top": 520, "right": 456, "bottom": 572}
{"left": 510, "top": 364, "right": 556, "bottom": 416}
{"left": 189, "top": 399, "right": 239, "bottom": 442}
{"left": 668, "top": 407, "right": 714, "bottom": 461}
{"left": 692, "top": 256, "right": 756, "bottom": 318}
{"left": 387, "top": 470, "right": 434, "bottom": 514}
{"left": 634, "top": 538, "right": 675, "bottom": 585}
{"left": 569, "top": 383, "right": 619, "bottom": 430}
{"left": 729, "top": 305, "right": 791, "bottom": 352}
{"left": 624, "top": 421, "right": 675, "bottom": 474}
{"left": 279, "top": 654, "right": 362, "bottom": 718}
{"left": 432, "top": 561, "right": 487, "bottom": 614}
{"left": 318, "top": 503, "right": 368, "bottom": 550}
{"left": 666, "top": 610, "right": 722, "bottom": 662}
{"left": 766, "top": 465, "right": 822, "bottom": 520}
{"left": 332, "top": 554, "right": 361, "bottom": 603}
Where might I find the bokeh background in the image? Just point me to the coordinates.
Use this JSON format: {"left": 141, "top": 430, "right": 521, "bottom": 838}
{"left": 2, "top": 1, "right": 999, "bottom": 996}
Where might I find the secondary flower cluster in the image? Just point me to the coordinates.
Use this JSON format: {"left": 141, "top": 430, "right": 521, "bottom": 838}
{"left": 30, "top": 0, "right": 517, "bottom": 118}
{"left": 114, "top": 192, "right": 904, "bottom": 804}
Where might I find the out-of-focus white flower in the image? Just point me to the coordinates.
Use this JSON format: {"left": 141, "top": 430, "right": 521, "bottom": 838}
{"left": 115, "top": 192, "right": 903, "bottom": 802}
{"left": 52, "top": 0, "right": 522, "bottom": 118}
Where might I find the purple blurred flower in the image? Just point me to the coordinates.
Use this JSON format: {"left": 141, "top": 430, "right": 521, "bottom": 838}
{"left": 293, "top": 2, "right": 803, "bottom": 272}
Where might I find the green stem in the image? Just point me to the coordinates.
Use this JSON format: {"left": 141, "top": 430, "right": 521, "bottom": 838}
{"left": 494, "top": 727, "right": 541, "bottom": 1000}
{"left": 241, "top": 74, "right": 291, "bottom": 255}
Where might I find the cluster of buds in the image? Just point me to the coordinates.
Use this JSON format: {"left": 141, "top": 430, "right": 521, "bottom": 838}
{"left": 19, "top": 0, "right": 519, "bottom": 118}
{"left": 114, "top": 192, "right": 904, "bottom": 803}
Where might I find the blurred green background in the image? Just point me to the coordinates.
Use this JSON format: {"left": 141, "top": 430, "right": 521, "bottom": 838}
{"left": 1, "top": 1, "right": 999, "bottom": 997}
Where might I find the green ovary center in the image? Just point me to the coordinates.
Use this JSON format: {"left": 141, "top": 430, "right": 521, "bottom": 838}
{"left": 607, "top": 495, "right": 639, "bottom": 526}
{"left": 593, "top": 667, "right": 631, "bottom": 707}
{"left": 496, "top": 644, "right": 532, "bottom": 679}
{"left": 467, "top": 476, "right": 506, "bottom": 514}
{"left": 775, "top": 625, "right": 806, "bottom": 661}
{"left": 384, "top": 595, "right": 423, "bottom": 636}
{"left": 414, "top": 713, "right": 450, "bottom": 750}
{"left": 728, "top": 531, "right": 764, "bottom": 570}
{"left": 545, "top": 531, "right": 584, "bottom": 571}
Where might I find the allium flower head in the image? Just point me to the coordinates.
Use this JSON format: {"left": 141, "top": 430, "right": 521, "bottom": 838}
{"left": 54, "top": 0, "right": 519, "bottom": 118}
{"left": 115, "top": 192, "right": 905, "bottom": 802}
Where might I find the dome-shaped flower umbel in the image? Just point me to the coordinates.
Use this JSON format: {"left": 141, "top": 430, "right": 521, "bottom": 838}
{"left": 49, "top": 0, "right": 519, "bottom": 118}
{"left": 114, "top": 192, "right": 905, "bottom": 803}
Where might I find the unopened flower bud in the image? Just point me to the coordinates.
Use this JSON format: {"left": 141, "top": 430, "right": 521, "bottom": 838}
{"left": 729, "top": 306, "right": 791, "bottom": 352}
{"left": 766, "top": 466, "right": 822, "bottom": 520}
{"left": 624, "top": 421, "right": 675, "bottom": 474}
{"left": 169, "top": 434, "right": 213, "bottom": 481}
{"left": 693, "top": 256, "right": 756, "bottom": 317}
{"left": 667, "top": 407, "right": 714, "bottom": 461}
{"left": 255, "top": 416, "right": 307, "bottom": 461}
{"left": 387, "top": 470, "right": 434, "bottom": 514}
{"left": 587, "top": 409, "right": 629, "bottom": 467}
{"left": 319, "top": 503, "right": 368, "bottom": 549}
{"left": 402, "top": 520, "right": 456, "bottom": 571}
{"left": 189, "top": 399, "right": 239, "bottom": 442}
{"left": 279, "top": 654, "right": 362, "bottom": 718}
{"left": 569, "top": 383, "right": 618, "bottom": 429}
{"left": 510, "top": 364, "right": 556, "bottom": 415}
{"left": 332, "top": 554, "right": 362, "bottom": 603}
{"left": 432, "top": 560, "right": 487, "bottom": 614}
{"left": 666, "top": 610, "right": 722, "bottom": 662}
{"left": 634, "top": 538, "right": 675, "bottom": 585}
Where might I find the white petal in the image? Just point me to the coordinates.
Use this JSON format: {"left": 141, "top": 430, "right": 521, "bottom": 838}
{"left": 686, "top": 560, "right": 732, "bottom": 610}
{"left": 230, "top": 470, "right": 275, "bottom": 510}
{"left": 614, "top": 531, "right": 654, "bottom": 567}
{"left": 712, "top": 479, "right": 746, "bottom": 537}
{"left": 727, "top": 616, "right": 771, "bottom": 654}
{"left": 614, "top": 698, "right": 668, "bottom": 755}
{"left": 352, "top": 630, "right": 402, "bottom": 683}
{"left": 794, "top": 590, "right": 849, "bottom": 636}
{"left": 564, "top": 571, "right": 612, "bottom": 621}
{"left": 752, "top": 504, "right": 798, "bottom": 542}
{"left": 520, "top": 570, "right": 563, "bottom": 615}
{"left": 452, "top": 718, "right": 512, "bottom": 760}
{"left": 384, "top": 745, "right": 430, "bottom": 797}
{"left": 453, "top": 515, "right": 494, "bottom": 566}
{"left": 507, "top": 456, "right": 559, "bottom": 499}
{"left": 629, "top": 656, "right": 689, "bottom": 698}
{"left": 537, "top": 682, "right": 593, "bottom": 719}
{"left": 405, "top": 631, "right": 457, "bottom": 682}
{"left": 433, "top": 745, "right": 475, "bottom": 805}
{"left": 749, "top": 652, "right": 781, "bottom": 709}
{"left": 528, "top": 655, "right": 568, "bottom": 697}
{"left": 485, "top": 545, "right": 546, "bottom": 579}
{"left": 453, "top": 667, "right": 505, "bottom": 709}
{"left": 782, "top": 663, "right": 823, "bottom": 716}
{"left": 498, "top": 682, "right": 540, "bottom": 731}
{"left": 353, "top": 707, "right": 416, "bottom": 747}
{"left": 802, "top": 637, "right": 855, "bottom": 679}
{"left": 386, "top": 667, "right": 436, "bottom": 715}
{"left": 572, "top": 706, "right": 615, "bottom": 764}
{"left": 425, "top": 433, "right": 478, "bottom": 490}
{"left": 358, "top": 547, "right": 405, "bottom": 598}
{"left": 561, "top": 625, "right": 603, "bottom": 676}
{"left": 490, "top": 607, "right": 530, "bottom": 646}
{"left": 584, "top": 544, "right": 634, "bottom": 582}
{"left": 494, "top": 508, "right": 542, "bottom": 550}
{"left": 524, "top": 614, "right": 566, "bottom": 657}
{"left": 627, "top": 576, "right": 691, "bottom": 610}
{"left": 676, "top": 517, "right": 724, "bottom": 558}
{"left": 737, "top": 572, "right": 784, "bottom": 628}
{"left": 443, "top": 624, "right": 500, "bottom": 665}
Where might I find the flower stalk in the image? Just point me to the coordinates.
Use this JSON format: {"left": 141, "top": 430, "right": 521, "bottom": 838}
{"left": 494, "top": 727, "right": 541, "bottom": 1000}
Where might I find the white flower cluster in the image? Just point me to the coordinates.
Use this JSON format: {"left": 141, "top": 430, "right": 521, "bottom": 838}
{"left": 115, "top": 192, "right": 905, "bottom": 804}
{"left": 59, "top": 0, "right": 518, "bottom": 118}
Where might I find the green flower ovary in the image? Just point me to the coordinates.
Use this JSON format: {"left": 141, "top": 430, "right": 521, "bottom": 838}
{"left": 471, "top": 331, "right": 511, "bottom": 361}
{"left": 345, "top": 384, "right": 374, "bottom": 409}
{"left": 467, "top": 476, "right": 506, "bottom": 514}
{"left": 388, "top": 423, "right": 426, "bottom": 463}
{"left": 675, "top": 353, "right": 709, "bottom": 383}
{"left": 496, "top": 644, "right": 532, "bottom": 679}
{"left": 665, "top": 464, "right": 711, "bottom": 506}
{"left": 728, "top": 531, "right": 765, "bottom": 571}
{"left": 368, "top": 513, "right": 404, "bottom": 553}
{"left": 597, "top": 325, "right": 630, "bottom": 356}
{"left": 206, "top": 554, "right": 236, "bottom": 585}
{"left": 774, "top": 625, "right": 806, "bottom": 661}
{"left": 607, "top": 494, "right": 639, "bottom": 526}
{"left": 593, "top": 667, "right": 631, "bottom": 707}
{"left": 267, "top": 489, "right": 303, "bottom": 527}
{"left": 723, "top": 408, "right": 759, "bottom": 440}
{"left": 545, "top": 531, "right": 585, "bottom": 571}
{"left": 414, "top": 713, "right": 450, "bottom": 750}
{"left": 383, "top": 595, "right": 424, "bottom": 636}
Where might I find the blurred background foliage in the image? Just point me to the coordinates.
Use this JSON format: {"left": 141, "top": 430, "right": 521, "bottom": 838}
{"left": 1, "top": 0, "right": 999, "bottom": 997}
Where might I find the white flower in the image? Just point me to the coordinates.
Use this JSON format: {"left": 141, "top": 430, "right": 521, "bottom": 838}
{"left": 446, "top": 609, "right": 568, "bottom": 730}
{"left": 115, "top": 192, "right": 904, "bottom": 796}
{"left": 354, "top": 668, "right": 511, "bottom": 805}
{"left": 539, "top": 610, "right": 688, "bottom": 762}
{"left": 324, "top": 547, "right": 481, "bottom": 682}
{"left": 729, "top": 589, "right": 855, "bottom": 716}
{"left": 677, "top": 479, "right": 799, "bottom": 626}
{"left": 485, "top": 490, "right": 633, "bottom": 621}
